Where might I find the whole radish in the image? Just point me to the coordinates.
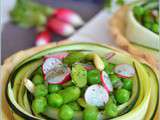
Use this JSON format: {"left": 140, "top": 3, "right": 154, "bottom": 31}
{"left": 47, "top": 18, "right": 75, "bottom": 36}
{"left": 53, "top": 8, "right": 84, "bottom": 27}
{"left": 35, "top": 30, "right": 52, "bottom": 46}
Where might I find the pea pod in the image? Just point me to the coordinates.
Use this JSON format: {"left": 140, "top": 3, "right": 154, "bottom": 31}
{"left": 59, "top": 86, "right": 80, "bottom": 103}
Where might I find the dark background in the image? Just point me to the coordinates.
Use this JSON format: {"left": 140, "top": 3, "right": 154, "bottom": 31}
{"left": 1, "top": 0, "right": 104, "bottom": 62}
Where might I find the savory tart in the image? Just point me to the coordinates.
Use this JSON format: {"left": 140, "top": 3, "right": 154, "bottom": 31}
{"left": 3, "top": 42, "right": 159, "bottom": 120}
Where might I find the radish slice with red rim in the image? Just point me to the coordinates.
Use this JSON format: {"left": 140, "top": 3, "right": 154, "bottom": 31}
{"left": 45, "top": 52, "right": 68, "bottom": 59}
{"left": 114, "top": 64, "right": 135, "bottom": 78}
{"left": 100, "top": 71, "right": 113, "bottom": 93}
{"left": 84, "top": 84, "right": 109, "bottom": 107}
{"left": 42, "top": 57, "right": 62, "bottom": 75}
{"left": 46, "top": 66, "right": 71, "bottom": 84}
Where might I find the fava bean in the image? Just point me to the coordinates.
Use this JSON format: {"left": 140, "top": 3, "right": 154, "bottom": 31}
{"left": 48, "top": 84, "right": 62, "bottom": 93}
{"left": 115, "top": 88, "right": 130, "bottom": 104}
{"left": 32, "top": 97, "right": 47, "bottom": 114}
{"left": 48, "top": 93, "right": 63, "bottom": 108}
{"left": 105, "top": 99, "right": 118, "bottom": 117}
{"left": 83, "top": 105, "right": 98, "bottom": 120}
{"left": 87, "top": 69, "right": 101, "bottom": 85}
{"left": 59, "top": 105, "right": 74, "bottom": 120}
{"left": 68, "top": 102, "right": 81, "bottom": 111}
{"left": 59, "top": 86, "right": 80, "bottom": 103}
{"left": 34, "top": 84, "right": 48, "bottom": 97}
{"left": 32, "top": 74, "right": 43, "bottom": 85}
{"left": 123, "top": 79, "right": 133, "bottom": 91}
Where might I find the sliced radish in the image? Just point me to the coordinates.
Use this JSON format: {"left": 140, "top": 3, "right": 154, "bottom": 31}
{"left": 84, "top": 84, "right": 109, "bottom": 107}
{"left": 105, "top": 52, "right": 116, "bottom": 60}
{"left": 45, "top": 52, "right": 68, "bottom": 59}
{"left": 24, "top": 78, "right": 35, "bottom": 93}
{"left": 42, "top": 57, "right": 62, "bottom": 75}
{"left": 100, "top": 71, "right": 113, "bottom": 93}
{"left": 114, "top": 64, "right": 135, "bottom": 78}
{"left": 46, "top": 67, "right": 71, "bottom": 84}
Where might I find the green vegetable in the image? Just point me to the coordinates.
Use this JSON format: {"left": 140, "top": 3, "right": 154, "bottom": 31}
{"left": 71, "top": 64, "right": 87, "bottom": 88}
{"left": 116, "top": 0, "right": 124, "bottom": 5}
{"left": 48, "top": 84, "right": 63, "bottom": 93}
{"left": 77, "top": 98, "right": 86, "bottom": 108}
{"left": 105, "top": 99, "right": 118, "bottom": 117}
{"left": 32, "top": 97, "right": 47, "bottom": 114}
{"left": 34, "top": 84, "right": 48, "bottom": 97}
{"left": 48, "top": 93, "right": 63, "bottom": 108}
{"left": 133, "top": 6, "right": 145, "bottom": 17}
{"left": 115, "top": 88, "right": 130, "bottom": 104}
{"left": 123, "top": 79, "right": 133, "bottom": 91}
{"left": 10, "top": 0, "right": 52, "bottom": 28}
{"left": 104, "top": 63, "right": 115, "bottom": 74}
{"left": 87, "top": 69, "right": 101, "bottom": 85}
{"left": 63, "top": 52, "right": 86, "bottom": 65}
{"left": 59, "top": 86, "right": 81, "bottom": 103}
{"left": 152, "top": 23, "right": 158, "bottom": 33}
{"left": 110, "top": 74, "right": 123, "bottom": 89}
{"left": 68, "top": 102, "right": 81, "bottom": 111}
{"left": 32, "top": 74, "right": 43, "bottom": 85}
{"left": 59, "top": 105, "right": 74, "bottom": 120}
{"left": 83, "top": 105, "right": 98, "bottom": 120}
{"left": 110, "top": 74, "right": 121, "bottom": 85}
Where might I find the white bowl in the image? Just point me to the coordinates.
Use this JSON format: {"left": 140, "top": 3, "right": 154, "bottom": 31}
{"left": 125, "top": 10, "right": 159, "bottom": 51}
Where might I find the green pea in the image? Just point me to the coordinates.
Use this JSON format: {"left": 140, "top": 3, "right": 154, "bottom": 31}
{"left": 133, "top": 6, "right": 145, "bottom": 16}
{"left": 48, "top": 84, "right": 63, "bottom": 93}
{"left": 123, "top": 79, "right": 133, "bottom": 91}
{"left": 63, "top": 52, "right": 86, "bottom": 65}
{"left": 48, "top": 93, "right": 63, "bottom": 108}
{"left": 83, "top": 105, "right": 98, "bottom": 120}
{"left": 32, "top": 97, "right": 47, "bottom": 114}
{"left": 59, "top": 105, "right": 74, "bottom": 120}
{"left": 34, "top": 84, "right": 48, "bottom": 97}
{"left": 105, "top": 100, "right": 118, "bottom": 117}
{"left": 59, "top": 86, "right": 80, "bottom": 103}
{"left": 68, "top": 102, "right": 81, "bottom": 111}
{"left": 152, "top": 23, "right": 159, "bottom": 33}
{"left": 115, "top": 88, "right": 130, "bottom": 104}
{"left": 71, "top": 64, "right": 87, "bottom": 88}
{"left": 87, "top": 69, "right": 101, "bottom": 85}
{"left": 32, "top": 74, "right": 43, "bottom": 85}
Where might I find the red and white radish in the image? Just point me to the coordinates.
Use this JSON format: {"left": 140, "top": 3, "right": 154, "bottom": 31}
{"left": 45, "top": 52, "right": 68, "bottom": 59}
{"left": 35, "top": 31, "right": 51, "bottom": 46}
{"left": 105, "top": 52, "right": 116, "bottom": 60}
{"left": 42, "top": 57, "right": 62, "bottom": 75}
{"left": 100, "top": 71, "right": 113, "bottom": 93}
{"left": 46, "top": 67, "right": 71, "bottom": 84}
{"left": 54, "top": 8, "right": 84, "bottom": 27}
{"left": 47, "top": 18, "right": 75, "bottom": 36}
{"left": 114, "top": 64, "right": 135, "bottom": 78}
{"left": 84, "top": 84, "right": 109, "bottom": 107}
